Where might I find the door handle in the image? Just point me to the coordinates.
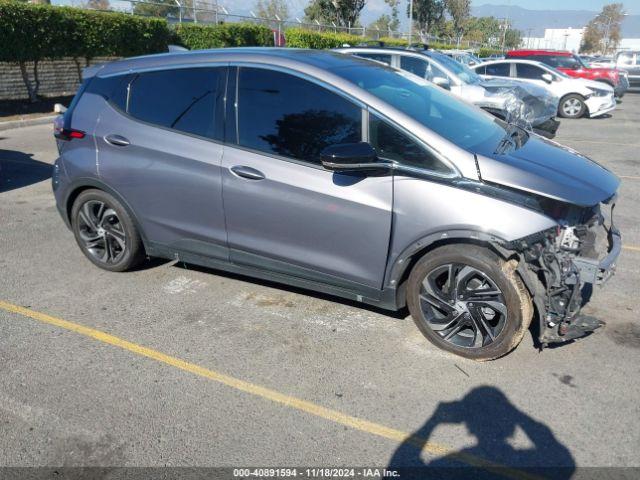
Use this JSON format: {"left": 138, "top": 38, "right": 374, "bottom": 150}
{"left": 104, "top": 134, "right": 130, "bottom": 147}
{"left": 230, "top": 165, "right": 265, "bottom": 180}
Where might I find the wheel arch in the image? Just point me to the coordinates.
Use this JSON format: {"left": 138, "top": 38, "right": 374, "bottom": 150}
{"left": 64, "top": 178, "right": 150, "bottom": 246}
{"left": 387, "top": 230, "right": 545, "bottom": 344}
{"left": 386, "top": 230, "right": 515, "bottom": 309}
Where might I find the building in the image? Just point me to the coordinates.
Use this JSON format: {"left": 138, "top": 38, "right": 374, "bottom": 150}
{"left": 521, "top": 27, "right": 584, "bottom": 52}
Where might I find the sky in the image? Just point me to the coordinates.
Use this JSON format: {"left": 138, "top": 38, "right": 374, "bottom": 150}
{"left": 472, "top": 1, "right": 640, "bottom": 15}
{"left": 56, "top": 0, "right": 640, "bottom": 22}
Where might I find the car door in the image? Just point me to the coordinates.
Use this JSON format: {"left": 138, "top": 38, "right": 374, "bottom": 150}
{"left": 221, "top": 66, "right": 393, "bottom": 291}
{"left": 95, "top": 67, "right": 228, "bottom": 260}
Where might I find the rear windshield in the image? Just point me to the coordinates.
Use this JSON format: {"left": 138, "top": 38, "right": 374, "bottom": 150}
{"left": 331, "top": 63, "right": 505, "bottom": 152}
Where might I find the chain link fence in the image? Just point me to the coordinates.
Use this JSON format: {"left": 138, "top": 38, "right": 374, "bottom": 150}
{"left": 77, "top": 0, "right": 488, "bottom": 50}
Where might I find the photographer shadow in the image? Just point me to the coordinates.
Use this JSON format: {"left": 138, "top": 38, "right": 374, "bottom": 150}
{"left": 388, "top": 386, "right": 575, "bottom": 479}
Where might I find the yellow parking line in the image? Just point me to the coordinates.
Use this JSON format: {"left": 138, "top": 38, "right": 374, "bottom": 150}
{"left": 623, "top": 245, "right": 640, "bottom": 252}
{"left": 0, "top": 300, "right": 542, "bottom": 480}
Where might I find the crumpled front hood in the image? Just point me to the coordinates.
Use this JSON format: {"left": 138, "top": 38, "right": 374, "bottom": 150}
{"left": 475, "top": 135, "right": 620, "bottom": 207}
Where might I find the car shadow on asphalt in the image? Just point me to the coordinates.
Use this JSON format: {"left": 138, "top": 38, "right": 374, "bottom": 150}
{"left": 0, "top": 149, "right": 52, "bottom": 193}
{"left": 387, "top": 385, "right": 575, "bottom": 479}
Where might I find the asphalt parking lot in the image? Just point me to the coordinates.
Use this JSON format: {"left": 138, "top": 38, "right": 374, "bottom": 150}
{"left": 1, "top": 93, "right": 639, "bottom": 476}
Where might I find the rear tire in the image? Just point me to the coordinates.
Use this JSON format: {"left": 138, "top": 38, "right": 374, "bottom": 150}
{"left": 406, "top": 244, "right": 533, "bottom": 361}
{"left": 558, "top": 94, "right": 586, "bottom": 119}
{"left": 71, "top": 189, "right": 145, "bottom": 272}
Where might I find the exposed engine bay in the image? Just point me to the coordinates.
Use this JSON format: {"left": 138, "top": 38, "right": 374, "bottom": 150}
{"left": 500, "top": 197, "right": 621, "bottom": 346}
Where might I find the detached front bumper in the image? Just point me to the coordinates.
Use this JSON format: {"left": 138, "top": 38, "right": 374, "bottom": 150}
{"left": 587, "top": 94, "right": 617, "bottom": 118}
{"left": 573, "top": 226, "right": 621, "bottom": 285}
{"left": 515, "top": 202, "right": 622, "bottom": 346}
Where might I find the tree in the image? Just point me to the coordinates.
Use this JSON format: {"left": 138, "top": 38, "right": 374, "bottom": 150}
{"left": 385, "top": 0, "right": 400, "bottom": 31}
{"left": 503, "top": 28, "right": 521, "bottom": 49}
{"left": 84, "top": 0, "right": 110, "bottom": 10}
{"left": 465, "top": 16, "right": 501, "bottom": 46}
{"left": 132, "top": 0, "right": 179, "bottom": 18}
{"left": 255, "top": 0, "right": 288, "bottom": 20}
{"left": 445, "top": 0, "right": 470, "bottom": 44}
{"left": 369, "top": 14, "right": 397, "bottom": 37}
{"left": 304, "top": 0, "right": 366, "bottom": 27}
{"left": 409, "top": 0, "right": 445, "bottom": 36}
{"left": 580, "top": 3, "right": 625, "bottom": 54}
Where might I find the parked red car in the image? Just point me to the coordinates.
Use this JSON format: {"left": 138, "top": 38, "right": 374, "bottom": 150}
{"left": 507, "top": 49, "right": 629, "bottom": 98}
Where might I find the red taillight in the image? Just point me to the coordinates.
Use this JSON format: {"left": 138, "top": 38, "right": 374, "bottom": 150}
{"left": 54, "top": 114, "right": 85, "bottom": 140}
{"left": 54, "top": 126, "right": 85, "bottom": 141}
{"left": 68, "top": 130, "right": 85, "bottom": 139}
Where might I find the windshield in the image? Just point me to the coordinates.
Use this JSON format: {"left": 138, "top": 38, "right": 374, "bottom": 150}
{"left": 331, "top": 63, "right": 506, "bottom": 152}
{"left": 426, "top": 51, "right": 483, "bottom": 85}
{"left": 573, "top": 54, "right": 590, "bottom": 69}
{"left": 543, "top": 64, "right": 570, "bottom": 79}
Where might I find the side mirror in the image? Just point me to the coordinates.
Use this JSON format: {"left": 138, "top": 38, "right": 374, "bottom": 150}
{"left": 541, "top": 73, "right": 554, "bottom": 84}
{"left": 321, "top": 142, "right": 385, "bottom": 172}
{"left": 54, "top": 103, "right": 67, "bottom": 114}
{"left": 432, "top": 76, "right": 451, "bottom": 90}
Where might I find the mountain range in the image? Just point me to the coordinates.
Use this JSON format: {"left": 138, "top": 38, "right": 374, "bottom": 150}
{"left": 470, "top": 4, "right": 640, "bottom": 37}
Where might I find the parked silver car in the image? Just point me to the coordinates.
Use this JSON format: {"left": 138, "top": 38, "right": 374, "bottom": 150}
{"left": 53, "top": 48, "right": 621, "bottom": 360}
{"left": 335, "top": 47, "right": 560, "bottom": 138}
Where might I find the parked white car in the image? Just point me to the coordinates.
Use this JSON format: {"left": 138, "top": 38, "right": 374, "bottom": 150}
{"left": 472, "top": 59, "right": 616, "bottom": 119}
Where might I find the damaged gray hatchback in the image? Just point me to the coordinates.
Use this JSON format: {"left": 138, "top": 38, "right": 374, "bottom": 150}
{"left": 52, "top": 49, "right": 621, "bottom": 360}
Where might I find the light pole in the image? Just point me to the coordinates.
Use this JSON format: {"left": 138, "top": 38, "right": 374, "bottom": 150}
{"left": 408, "top": 0, "right": 413, "bottom": 47}
{"left": 174, "top": 0, "right": 182, "bottom": 23}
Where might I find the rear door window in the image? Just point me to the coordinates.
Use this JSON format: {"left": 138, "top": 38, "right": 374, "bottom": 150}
{"left": 485, "top": 63, "right": 511, "bottom": 77}
{"left": 515, "top": 63, "right": 546, "bottom": 80}
{"left": 236, "top": 67, "right": 362, "bottom": 165}
{"left": 127, "top": 68, "right": 223, "bottom": 140}
{"left": 400, "top": 56, "right": 429, "bottom": 78}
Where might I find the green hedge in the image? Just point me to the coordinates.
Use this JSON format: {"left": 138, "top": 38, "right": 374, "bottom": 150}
{"left": 0, "top": 1, "right": 171, "bottom": 100}
{"left": 284, "top": 28, "right": 363, "bottom": 49}
{"left": 0, "top": 2, "right": 170, "bottom": 63}
{"left": 284, "top": 29, "right": 460, "bottom": 50}
{"left": 478, "top": 47, "right": 503, "bottom": 58}
{"left": 174, "top": 23, "right": 274, "bottom": 49}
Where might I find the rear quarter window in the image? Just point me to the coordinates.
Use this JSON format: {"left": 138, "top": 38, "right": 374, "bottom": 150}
{"left": 85, "top": 74, "right": 132, "bottom": 111}
{"left": 127, "top": 68, "right": 224, "bottom": 140}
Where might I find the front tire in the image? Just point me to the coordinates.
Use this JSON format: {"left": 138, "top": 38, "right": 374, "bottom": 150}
{"left": 406, "top": 245, "right": 533, "bottom": 361}
{"left": 558, "top": 94, "right": 586, "bottom": 119}
{"left": 71, "top": 189, "right": 145, "bottom": 272}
